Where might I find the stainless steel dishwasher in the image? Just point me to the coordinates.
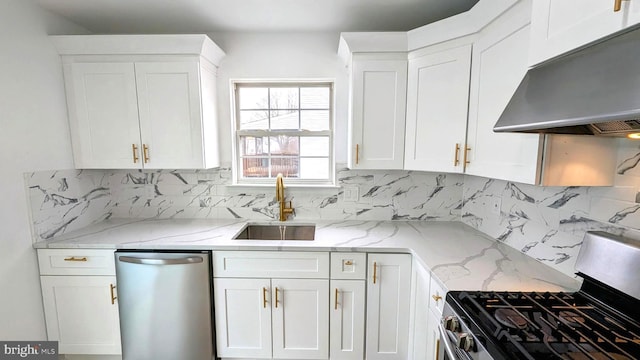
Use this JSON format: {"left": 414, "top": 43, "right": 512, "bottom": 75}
{"left": 115, "top": 251, "right": 214, "bottom": 360}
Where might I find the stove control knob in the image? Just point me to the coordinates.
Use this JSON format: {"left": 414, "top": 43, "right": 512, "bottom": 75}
{"left": 444, "top": 316, "right": 460, "bottom": 332}
{"left": 457, "top": 333, "right": 475, "bottom": 352}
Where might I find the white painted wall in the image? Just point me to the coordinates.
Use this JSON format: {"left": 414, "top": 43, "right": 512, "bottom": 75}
{"left": 0, "top": 0, "right": 88, "bottom": 339}
{"left": 208, "top": 32, "right": 349, "bottom": 165}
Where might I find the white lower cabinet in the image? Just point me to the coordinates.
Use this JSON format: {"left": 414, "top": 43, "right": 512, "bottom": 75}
{"left": 330, "top": 280, "right": 365, "bottom": 360}
{"left": 366, "top": 253, "right": 412, "bottom": 360}
{"left": 38, "top": 249, "right": 121, "bottom": 355}
{"left": 408, "top": 259, "right": 430, "bottom": 360}
{"left": 213, "top": 251, "right": 329, "bottom": 359}
{"left": 427, "top": 309, "right": 442, "bottom": 360}
{"left": 214, "top": 278, "right": 329, "bottom": 359}
{"left": 213, "top": 278, "right": 273, "bottom": 358}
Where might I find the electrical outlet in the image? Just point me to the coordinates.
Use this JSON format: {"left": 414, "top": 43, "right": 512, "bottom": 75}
{"left": 343, "top": 186, "right": 359, "bottom": 202}
{"left": 490, "top": 197, "right": 501, "bottom": 215}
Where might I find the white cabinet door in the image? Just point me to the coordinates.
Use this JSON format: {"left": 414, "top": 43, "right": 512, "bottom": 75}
{"left": 40, "top": 276, "right": 121, "bottom": 354}
{"left": 272, "top": 279, "right": 329, "bottom": 359}
{"left": 213, "top": 278, "right": 272, "bottom": 359}
{"left": 135, "top": 62, "right": 205, "bottom": 169}
{"left": 427, "top": 309, "right": 442, "bottom": 360}
{"left": 408, "top": 260, "right": 430, "bottom": 360}
{"left": 465, "top": 1, "right": 543, "bottom": 185}
{"left": 66, "top": 62, "right": 142, "bottom": 169}
{"left": 366, "top": 254, "right": 412, "bottom": 360}
{"left": 350, "top": 58, "right": 407, "bottom": 169}
{"left": 330, "top": 280, "right": 365, "bottom": 360}
{"left": 404, "top": 45, "right": 472, "bottom": 173}
{"left": 529, "top": 0, "right": 640, "bottom": 66}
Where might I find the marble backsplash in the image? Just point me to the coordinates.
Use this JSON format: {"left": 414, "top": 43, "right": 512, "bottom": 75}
{"left": 25, "top": 139, "right": 640, "bottom": 278}
{"left": 25, "top": 165, "right": 464, "bottom": 241}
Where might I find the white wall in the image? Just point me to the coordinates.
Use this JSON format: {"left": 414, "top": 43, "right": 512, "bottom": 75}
{"left": 0, "top": 0, "right": 88, "bottom": 339}
{"left": 207, "top": 32, "right": 349, "bottom": 165}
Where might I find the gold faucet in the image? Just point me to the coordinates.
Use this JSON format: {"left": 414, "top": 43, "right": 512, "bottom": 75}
{"left": 275, "top": 173, "right": 294, "bottom": 221}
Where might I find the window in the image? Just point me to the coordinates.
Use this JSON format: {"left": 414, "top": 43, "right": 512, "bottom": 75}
{"left": 233, "top": 82, "right": 334, "bottom": 185}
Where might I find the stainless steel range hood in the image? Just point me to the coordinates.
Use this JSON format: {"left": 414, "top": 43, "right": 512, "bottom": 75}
{"left": 494, "top": 26, "right": 640, "bottom": 136}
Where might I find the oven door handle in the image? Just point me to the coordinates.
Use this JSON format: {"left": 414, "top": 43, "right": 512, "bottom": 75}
{"left": 438, "top": 323, "right": 459, "bottom": 360}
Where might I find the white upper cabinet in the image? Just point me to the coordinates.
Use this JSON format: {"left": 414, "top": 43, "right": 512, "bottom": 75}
{"left": 529, "top": 0, "right": 640, "bottom": 66}
{"left": 339, "top": 33, "right": 408, "bottom": 170}
{"left": 350, "top": 56, "right": 408, "bottom": 169}
{"left": 53, "top": 35, "right": 224, "bottom": 169}
{"left": 67, "top": 63, "right": 141, "bottom": 169}
{"left": 465, "top": 0, "right": 541, "bottom": 184}
{"left": 404, "top": 43, "right": 472, "bottom": 173}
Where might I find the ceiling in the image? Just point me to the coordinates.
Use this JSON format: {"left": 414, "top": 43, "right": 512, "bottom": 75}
{"left": 34, "top": 0, "right": 479, "bottom": 34}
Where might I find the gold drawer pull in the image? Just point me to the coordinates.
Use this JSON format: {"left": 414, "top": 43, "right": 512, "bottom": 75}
{"left": 110, "top": 284, "right": 117, "bottom": 305}
{"left": 275, "top": 287, "right": 280, "bottom": 308}
{"left": 344, "top": 260, "right": 353, "bottom": 266}
{"left": 454, "top": 143, "right": 460, "bottom": 166}
{"left": 64, "top": 256, "right": 87, "bottom": 262}
{"left": 335, "top": 288, "right": 339, "bottom": 310}
{"left": 432, "top": 294, "right": 443, "bottom": 303}
{"left": 356, "top": 144, "right": 360, "bottom": 165}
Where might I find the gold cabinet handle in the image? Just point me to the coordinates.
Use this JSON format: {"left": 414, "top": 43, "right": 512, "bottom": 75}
{"left": 64, "top": 256, "right": 87, "bottom": 262}
{"left": 435, "top": 339, "right": 441, "bottom": 358}
{"left": 463, "top": 145, "right": 471, "bottom": 168}
{"left": 132, "top": 144, "right": 139, "bottom": 163}
{"left": 344, "top": 260, "right": 353, "bottom": 266}
{"left": 275, "top": 287, "right": 280, "bottom": 308}
{"left": 355, "top": 144, "right": 360, "bottom": 165}
{"left": 143, "top": 144, "right": 150, "bottom": 163}
{"left": 334, "top": 288, "right": 339, "bottom": 310}
{"left": 614, "top": 0, "right": 629, "bottom": 11}
{"left": 432, "top": 294, "right": 443, "bottom": 303}
{"left": 110, "top": 284, "right": 117, "bottom": 305}
{"left": 373, "top": 262, "right": 377, "bottom": 284}
{"left": 263, "top": 287, "right": 268, "bottom": 308}
{"left": 454, "top": 143, "right": 460, "bottom": 166}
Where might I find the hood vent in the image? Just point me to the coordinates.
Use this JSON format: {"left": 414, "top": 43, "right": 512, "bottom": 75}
{"left": 494, "top": 26, "right": 640, "bottom": 136}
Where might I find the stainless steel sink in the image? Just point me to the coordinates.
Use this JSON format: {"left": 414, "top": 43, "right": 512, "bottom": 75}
{"left": 233, "top": 224, "right": 315, "bottom": 241}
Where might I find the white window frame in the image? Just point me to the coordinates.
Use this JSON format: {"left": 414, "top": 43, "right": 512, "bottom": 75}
{"left": 231, "top": 80, "right": 336, "bottom": 186}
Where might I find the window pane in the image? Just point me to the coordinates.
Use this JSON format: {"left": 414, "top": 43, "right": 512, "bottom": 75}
{"left": 269, "top": 136, "right": 299, "bottom": 155}
{"left": 242, "top": 157, "right": 269, "bottom": 178}
{"left": 300, "top": 137, "right": 329, "bottom": 157}
{"left": 301, "top": 87, "right": 330, "bottom": 109}
{"left": 270, "top": 110, "right": 299, "bottom": 130}
{"left": 239, "top": 87, "right": 268, "bottom": 109}
{"left": 300, "top": 158, "right": 329, "bottom": 179}
{"left": 301, "top": 110, "right": 330, "bottom": 130}
{"left": 239, "top": 110, "right": 269, "bottom": 129}
{"left": 239, "top": 136, "right": 268, "bottom": 156}
{"left": 270, "top": 87, "right": 299, "bottom": 109}
{"left": 271, "top": 157, "right": 299, "bottom": 178}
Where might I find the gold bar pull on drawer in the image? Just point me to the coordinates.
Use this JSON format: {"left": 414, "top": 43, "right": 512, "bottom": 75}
{"left": 64, "top": 256, "right": 88, "bottom": 262}
{"left": 432, "top": 294, "right": 442, "bottom": 303}
{"left": 334, "top": 288, "right": 339, "bottom": 310}
{"left": 614, "top": 0, "right": 625, "bottom": 12}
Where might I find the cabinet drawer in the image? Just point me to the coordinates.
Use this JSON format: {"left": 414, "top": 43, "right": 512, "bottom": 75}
{"left": 38, "top": 249, "right": 116, "bottom": 276}
{"left": 213, "top": 251, "right": 329, "bottom": 278}
{"left": 330, "top": 252, "right": 366, "bottom": 279}
{"left": 429, "top": 275, "right": 447, "bottom": 316}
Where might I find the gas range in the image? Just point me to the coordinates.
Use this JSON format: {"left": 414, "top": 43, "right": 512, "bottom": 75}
{"left": 440, "top": 232, "right": 640, "bottom": 360}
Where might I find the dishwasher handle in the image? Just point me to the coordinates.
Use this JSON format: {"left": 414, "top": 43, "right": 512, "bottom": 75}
{"left": 118, "top": 255, "right": 204, "bottom": 265}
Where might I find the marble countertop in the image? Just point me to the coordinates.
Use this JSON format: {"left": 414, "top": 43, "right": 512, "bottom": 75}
{"left": 34, "top": 218, "right": 581, "bottom": 292}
